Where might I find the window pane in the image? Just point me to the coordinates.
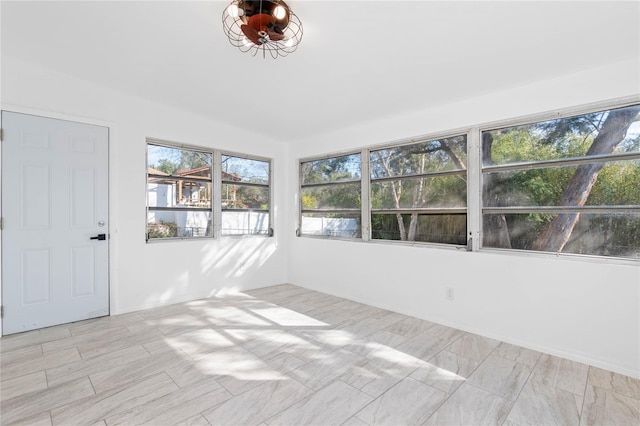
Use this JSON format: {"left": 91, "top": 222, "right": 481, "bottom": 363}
{"left": 148, "top": 144, "right": 212, "bottom": 173}
{"left": 483, "top": 104, "right": 640, "bottom": 166}
{"left": 301, "top": 153, "right": 361, "bottom": 185}
{"left": 147, "top": 210, "right": 212, "bottom": 239}
{"left": 483, "top": 212, "right": 640, "bottom": 258}
{"left": 371, "top": 136, "right": 467, "bottom": 178}
{"left": 222, "top": 211, "right": 269, "bottom": 235}
{"left": 371, "top": 175, "right": 467, "bottom": 209}
{"left": 222, "top": 184, "right": 269, "bottom": 210}
{"left": 301, "top": 213, "right": 361, "bottom": 238}
{"left": 371, "top": 213, "right": 466, "bottom": 244}
{"left": 301, "top": 182, "right": 361, "bottom": 210}
{"left": 147, "top": 180, "right": 212, "bottom": 208}
{"left": 484, "top": 160, "right": 640, "bottom": 207}
{"left": 221, "top": 155, "right": 269, "bottom": 184}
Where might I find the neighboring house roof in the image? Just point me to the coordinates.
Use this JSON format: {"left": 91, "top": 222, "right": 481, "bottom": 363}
{"left": 148, "top": 166, "right": 241, "bottom": 182}
{"left": 176, "top": 165, "right": 210, "bottom": 177}
{"left": 148, "top": 167, "right": 169, "bottom": 176}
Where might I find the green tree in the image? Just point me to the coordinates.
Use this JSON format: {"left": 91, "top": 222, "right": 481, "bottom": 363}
{"left": 371, "top": 137, "right": 466, "bottom": 241}
{"left": 154, "top": 158, "right": 178, "bottom": 175}
{"left": 532, "top": 106, "right": 640, "bottom": 252}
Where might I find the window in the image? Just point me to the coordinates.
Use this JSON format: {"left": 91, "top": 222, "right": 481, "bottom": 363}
{"left": 300, "top": 153, "right": 362, "bottom": 238}
{"left": 370, "top": 135, "right": 468, "bottom": 244}
{"left": 297, "top": 100, "right": 639, "bottom": 261}
{"left": 221, "top": 154, "right": 271, "bottom": 236}
{"left": 146, "top": 141, "right": 272, "bottom": 241}
{"left": 482, "top": 104, "right": 640, "bottom": 258}
{"left": 147, "top": 143, "right": 213, "bottom": 240}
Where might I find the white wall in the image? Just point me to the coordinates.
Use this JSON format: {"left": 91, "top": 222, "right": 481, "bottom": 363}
{"left": 287, "top": 58, "right": 640, "bottom": 378}
{"left": 1, "top": 55, "right": 290, "bottom": 316}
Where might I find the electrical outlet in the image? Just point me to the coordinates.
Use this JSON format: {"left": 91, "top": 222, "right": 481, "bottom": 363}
{"left": 445, "top": 287, "right": 455, "bottom": 301}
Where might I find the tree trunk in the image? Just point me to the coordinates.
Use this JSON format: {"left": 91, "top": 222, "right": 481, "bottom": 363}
{"left": 532, "top": 107, "right": 640, "bottom": 252}
{"left": 407, "top": 156, "right": 426, "bottom": 241}
{"left": 375, "top": 151, "right": 408, "bottom": 240}
{"left": 396, "top": 212, "right": 407, "bottom": 240}
{"left": 482, "top": 132, "right": 512, "bottom": 248}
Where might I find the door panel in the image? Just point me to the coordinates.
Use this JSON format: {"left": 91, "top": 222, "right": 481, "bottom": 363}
{"left": 2, "top": 111, "right": 109, "bottom": 334}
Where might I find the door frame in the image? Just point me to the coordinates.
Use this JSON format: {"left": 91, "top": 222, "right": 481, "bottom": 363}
{"left": 0, "top": 105, "right": 116, "bottom": 336}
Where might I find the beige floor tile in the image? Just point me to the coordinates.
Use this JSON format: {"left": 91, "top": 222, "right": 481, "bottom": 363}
{"left": 5, "top": 411, "right": 52, "bottom": 426}
{"left": 262, "top": 351, "right": 307, "bottom": 374}
{"left": 448, "top": 333, "right": 501, "bottom": 362}
{"left": 303, "top": 299, "right": 355, "bottom": 319}
{"left": 41, "top": 326, "right": 129, "bottom": 354}
{"left": 492, "top": 342, "right": 542, "bottom": 368}
{"left": 343, "top": 330, "right": 408, "bottom": 359}
{"left": 46, "top": 345, "right": 150, "bottom": 387}
{"left": 266, "top": 380, "right": 373, "bottom": 426}
{"left": 297, "top": 328, "right": 358, "bottom": 349}
{"left": 410, "top": 350, "right": 480, "bottom": 394}
{"left": 288, "top": 349, "right": 366, "bottom": 390}
{"left": 530, "top": 354, "right": 589, "bottom": 396}
{"left": 77, "top": 327, "right": 164, "bottom": 359}
{"left": 248, "top": 305, "right": 330, "bottom": 328}
{"left": 203, "top": 378, "right": 312, "bottom": 425}
{"left": 0, "top": 327, "right": 70, "bottom": 353}
{"left": 67, "top": 312, "right": 146, "bottom": 336}
{"left": 423, "top": 323, "right": 465, "bottom": 342}
{"left": 167, "top": 345, "right": 284, "bottom": 394}
{"left": 355, "top": 377, "right": 446, "bottom": 425}
{"left": 105, "top": 376, "right": 230, "bottom": 425}
{"left": 384, "top": 316, "right": 436, "bottom": 338}
{"left": 1, "top": 347, "right": 81, "bottom": 382}
{"left": 587, "top": 366, "right": 640, "bottom": 400}
{"left": 0, "top": 371, "right": 48, "bottom": 401}
{"left": 155, "top": 327, "right": 241, "bottom": 358}
{"left": 89, "top": 350, "right": 185, "bottom": 394}
{"left": 394, "top": 331, "right": 450, "bottom": 362}
{"left": 580, "top": 384, "right": 640, "bottom": 426}
{"left": 194, "top": 306, "right": 273, "bottom": 328}
{"left": 1, "top": 345, "right": 42, "bottom": 368}
{"left": 424, "top": 383, "right": 512, "bottom": 426}
{"left": 50, "top": 373, "right": 178, "bottom": 425}
{"left": 243, "top": 328, "right": 315, "bottom": 360}
{"left": 507, "top": 380, "right": 581, "bottom": 426}
{"left": 174, "top": 414, "right": 211, "bottom": 426}
{"left": 466, "top": 354, "right": 531, "bottom": 400}
{"left": 1, "top": 378, "right": 94, "bottom": 424}
{"left": 341, "top": 318, "right": 394, "bottom": 340}
{"left": 142, "top": 334, "right": 191, "bottom": 356}
{"left": 155, "top": 313, "right": 210, "bottom": 336}
{"left": 341, "top": 346, "right": 424, "bottom": 398}
{"left": 342, "top": 416, "right": 369, "bottom": 426}
{"left": 283, "top": 293, "right": 344, "bottom": 314}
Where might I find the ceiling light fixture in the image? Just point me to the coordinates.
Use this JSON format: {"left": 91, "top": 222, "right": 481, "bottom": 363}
{"left": 222, "top": 0, "right": 303, "bottom": 58}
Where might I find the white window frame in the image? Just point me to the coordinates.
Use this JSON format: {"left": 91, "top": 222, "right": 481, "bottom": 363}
{"left": 296, "top": 96, "right": 640, "bottom": 263}
{"left": 298, "top": 151, "right": 363, "bottom": 240}
{"left": 146, "top": 139, "right": 273, "bottom": 242}
{"left": 367, "top": 133, "right": 470, "bottom": 247}
{"left": 220, "top": 150, "right": 274, "bottom": 237}
{"left": 478, "top": 100, "right": 640, "bottom": 260}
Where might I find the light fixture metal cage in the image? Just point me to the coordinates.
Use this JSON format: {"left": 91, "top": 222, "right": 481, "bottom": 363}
{"left": 222, "top": 0, "right": 303, "bottom": 58}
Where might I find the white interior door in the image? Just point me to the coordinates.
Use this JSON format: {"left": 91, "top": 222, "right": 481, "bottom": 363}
{"left": 1, "top": 112, "right": 109, "bottom": 335}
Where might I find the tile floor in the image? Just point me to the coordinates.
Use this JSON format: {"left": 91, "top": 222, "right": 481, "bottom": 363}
{"left": 1, "top": 284, "right": 638, "bottom": 425}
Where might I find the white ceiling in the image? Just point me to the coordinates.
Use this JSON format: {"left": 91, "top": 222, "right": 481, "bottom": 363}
{"left": 2, "top": 1, "right": 638, "bottom": 141}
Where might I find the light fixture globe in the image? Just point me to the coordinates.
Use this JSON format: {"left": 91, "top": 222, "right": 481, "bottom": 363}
{"left": 222, "top": 0, "right": 303, "bottom": 58}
